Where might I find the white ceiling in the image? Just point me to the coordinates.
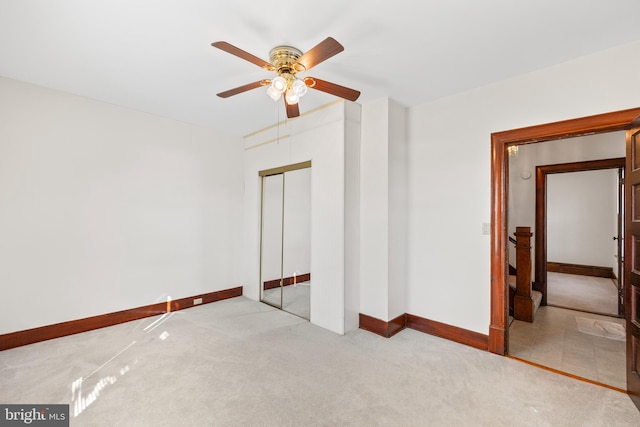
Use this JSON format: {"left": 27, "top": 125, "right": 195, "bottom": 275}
{"left": 1, "top": 0, "right": 640, "bottom": 137}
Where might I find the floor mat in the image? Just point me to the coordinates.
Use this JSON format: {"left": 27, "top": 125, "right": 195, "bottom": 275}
{"left": 576, "top": 316, "right": 625, "bottom": 341}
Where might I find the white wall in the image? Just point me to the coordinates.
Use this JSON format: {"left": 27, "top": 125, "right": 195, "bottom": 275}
{"left": 344, "top": 102, "right": 362, "bottom": 332}
{"left": 406, "top": 41, "right": 640, "bottom": 335}
{"left": 547, "top": 169, "right": 619, "bottom": 269}
{"left": 360, "top": 98, "right": 389, "bottom": 320}
{"left": 388, "top": 100, "right": 408, "bottom": 319}
{"left": 359, "top": 97, "right": 407, "bottom": 322}
{"left": 243, "top": 100, "right": 361, "bottom": 334}
{"left": 0, "top": 77, "right": 243, "bottom": 334}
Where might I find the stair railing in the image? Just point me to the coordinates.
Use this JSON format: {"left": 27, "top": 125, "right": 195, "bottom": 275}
{"left": 513, "top": 226, "right": 535, "bottom": 322}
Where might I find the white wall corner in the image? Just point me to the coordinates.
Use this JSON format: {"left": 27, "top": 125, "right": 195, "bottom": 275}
{"left": 359, "top": 98, "right": 390, "bottom": 320}
{"left": 344, "top": 101, "right": 362, "bottom": 332}
{"left": 358, "top": 97, "right": 408, "bottom": 322}
{"left": 387, "top": 99, "right": 408, "bottom": 319}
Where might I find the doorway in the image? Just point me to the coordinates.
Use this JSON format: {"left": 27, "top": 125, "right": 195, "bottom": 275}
{"left": 508, "top": 150, "right": 626, "bottom": 388}
{"left": 489, "top": 107, "right": 640, "bottom": 355}
{"left": 535, "top": 157, "right": 625, "bottom": 316}
{"left": 490, "top": 107, "right": 640, "bottom": 407}
{"left": 259, "top": 161, "right": 312, "bottom": 320}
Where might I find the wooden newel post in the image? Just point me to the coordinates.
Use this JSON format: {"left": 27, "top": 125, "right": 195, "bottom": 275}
{"left": 513, "top": 226, "right": 534, "bottom": 322}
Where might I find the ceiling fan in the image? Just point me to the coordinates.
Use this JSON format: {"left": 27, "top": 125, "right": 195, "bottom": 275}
{"left": 211, "top": 37, "right": 361, "bottom": 119}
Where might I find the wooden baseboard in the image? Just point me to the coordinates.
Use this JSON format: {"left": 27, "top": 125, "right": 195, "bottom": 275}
{"left": 263, "top": 273, "right": 311, "bottom": 290}
{"left": 406, "top": 314, "right": 489, "bottom": 351}
{"left": 0, "top": 286, "right": 243, "bottom": 351}
{"left": 547, "top": 262, "right": 614, "bottom": 278}
{"left": 359, "top": 313, "right": 407, "bottom": 338}
{"left": 359, "top": 312, "right": 489, "bottom": 351}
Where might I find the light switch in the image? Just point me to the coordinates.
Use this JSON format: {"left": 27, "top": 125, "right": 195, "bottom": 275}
{"left": 482, "top": 223, "right": 490, "bottom": 235}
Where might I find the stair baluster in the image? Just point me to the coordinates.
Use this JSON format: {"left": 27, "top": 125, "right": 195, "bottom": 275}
{"left": 513, "top": 226, "right": 536, "bottom": 322}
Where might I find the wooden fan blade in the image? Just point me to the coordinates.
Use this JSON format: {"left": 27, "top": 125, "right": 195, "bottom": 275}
{"left": 285, "top": 98, "right": 300, "bottom": 118}
{"left": 308, "top": 78, "right": 360, "bottom": 102}
{"left": 217, "top": 80, "right": 265, "bottom": 98}
{"left": 212, "top": 41, "right": 273, "bottom": 70}
{"left": 295, "top": 37, "right": 344, "bottom": 71}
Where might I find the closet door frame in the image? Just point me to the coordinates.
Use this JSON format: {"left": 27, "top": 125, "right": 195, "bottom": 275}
{"left": 259, "top": 161, "right": 312, "bottom": 313}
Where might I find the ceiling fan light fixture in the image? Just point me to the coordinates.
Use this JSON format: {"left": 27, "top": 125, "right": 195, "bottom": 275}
{"left": 292, "top": 79, "right": 307, "bottom": 97}
{"left": 213, "top": 37, "right": 360, "bottom": 118}
{"left": 271, "top": 76, "right": 287, "bottom": 93}
{"left": 266, "top": 85, "right": 282, "bottom": 101}
{"left": 285, "top": 90, "right": 299, "bottom": 105}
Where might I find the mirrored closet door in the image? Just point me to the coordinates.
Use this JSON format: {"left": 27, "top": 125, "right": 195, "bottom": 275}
{"left": 260, "top": 162, "right": 311, "bottom": 319}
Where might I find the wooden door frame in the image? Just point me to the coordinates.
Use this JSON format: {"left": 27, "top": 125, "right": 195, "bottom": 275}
{"left": 489, "top": 107, "right": 640, "bottom": 355}
{"left": 534, "top": 157, "right": 625, "bottom": 307}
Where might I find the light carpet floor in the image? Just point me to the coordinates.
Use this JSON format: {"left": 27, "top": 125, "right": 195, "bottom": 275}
{"left": 2, "top": 297, "right": 639, "bottom": 426}
{"left": 547, "top": 272, "right": 619, "bottom": 316}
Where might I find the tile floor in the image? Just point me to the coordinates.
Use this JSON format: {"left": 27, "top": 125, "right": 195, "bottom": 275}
{"left": 509, "top": 305, "right": 626, "bottom": 389}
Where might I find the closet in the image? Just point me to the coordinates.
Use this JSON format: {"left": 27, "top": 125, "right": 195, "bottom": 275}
{"left": 259, "top": 161, "right": 311, "bottom": 319}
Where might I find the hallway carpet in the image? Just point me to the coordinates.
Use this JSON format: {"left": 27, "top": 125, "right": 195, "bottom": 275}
{"left": 547, "top": 271, "right": 618, "bottom": 316}
{"left": 1, "top": 297, "right": 639, "bottom": 426}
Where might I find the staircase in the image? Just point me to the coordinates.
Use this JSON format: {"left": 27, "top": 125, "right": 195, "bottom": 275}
{"left": 509, "top": 227, "right": 541, "bottom": 323}
{"left": 509, "top": 275, "right": 541, "bottom": 320}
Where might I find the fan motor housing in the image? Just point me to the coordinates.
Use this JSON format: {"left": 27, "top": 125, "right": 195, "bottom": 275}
{"left": 269, "top": 46, "right": 304, "bottom": 74}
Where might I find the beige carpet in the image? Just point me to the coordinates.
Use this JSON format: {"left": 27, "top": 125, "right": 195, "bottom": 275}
{"left": 547, "top": 272, "right": 619, "bottom": 316}
{"left": 2, "top": 297, "right": 639, "bottom": 426}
